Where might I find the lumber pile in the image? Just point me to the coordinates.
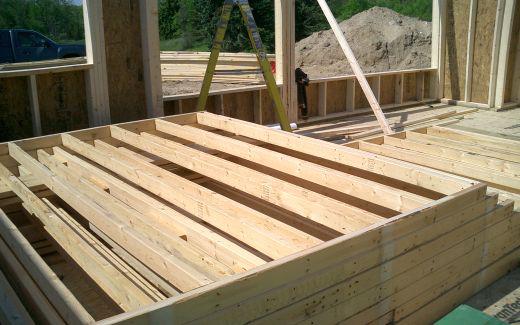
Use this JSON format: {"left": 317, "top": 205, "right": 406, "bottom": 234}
{"left": 350, "top": 125, "right": 520, "bottom": 211}
{"left": 160, "top": 51, "right": 274, "bottom": 83}
{"left": 298, "top": 106, "right": 478, "bottom": 141}
{"left": 0, "top": 112, "right": 517, "bottom": 324}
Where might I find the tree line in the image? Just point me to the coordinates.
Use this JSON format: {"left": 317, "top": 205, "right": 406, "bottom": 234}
{"left": 0, "top": 0, "right": 432, "bottom": 51}
{"left": 0, "top": 0, "right": 84, "bottom": 43}
{"left": 159, "top": 0, "right": 432, "bottom": 52}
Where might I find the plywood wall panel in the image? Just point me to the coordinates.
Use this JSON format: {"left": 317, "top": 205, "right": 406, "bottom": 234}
{"left": 326, "top": 81, "right": 347, "bottom": 114}
{"left": 380, "top": 75, "right": 396, "bottom": 105}
{"left": 354, "top": 80, "right": 369, "bottom": 110}
{"left": 36, "top": 71, "right": 88, "bottom": 135}
{"left": 504, "top": 3, "right": 520, "bottom": 103}
{"left": 103, "top": 0, "right": 146, "bottom": 123}
{"left": 223, "top": 92, "right": 254, "bottom": 122}
{"left": 261, "top": 89, "right": 276, "bottom": 125}
{"left": 0, "top": 77, "right": 32, "bottom": 142}
{"left": 470, "top": 0, "right": 498, "bottom": 104}
{"left": 444, "top": 0, "right": 470, "bottom": 100}
{"left": 403, "top": 73, "right": 417, "bottom": 102}
{"left": 306, "top": 83, "right": 319, "bottom": 117}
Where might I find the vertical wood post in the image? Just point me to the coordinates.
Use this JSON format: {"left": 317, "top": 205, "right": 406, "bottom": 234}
{"left": 275, "top": 0, "right": 298, "bottom": 123}
{"left": 83, "top": 0, "right": 111, "bottom": 126}
{"left": 139, "top": 0, "right": 164, "bottom": 118}
{"left": 431, "top": 0, "right": 447, "bottom": 99}
{"left": 493, "top": 0, "right": 516, "bottom": 108}
{"left": 27, "top": 75, "right": 42, "bottom": 136}
{"left": 464, "top": 0, "right": 477, "bottom": 102}
{"left": 488, "top": 0, "right": 506, "bottom": 108}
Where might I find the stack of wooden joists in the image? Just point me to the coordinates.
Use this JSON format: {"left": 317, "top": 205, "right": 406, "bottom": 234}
{"left": 160, "top": 51, "right": 274, "bottom": 84}
{"left": 350, "top": 125, "right": 520, "bottom": 212}
{"left": 298, "top": 105, "right": 478, "bottom": 141}
{"left": 0, "top": 112, "right": 517, "bottom": 324}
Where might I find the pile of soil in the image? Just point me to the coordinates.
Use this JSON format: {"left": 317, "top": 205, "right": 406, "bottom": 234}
{"left": 163, "top": 7, "right": 432, "bottom": 95}
{"left": 296, "top": 6, "right": 432, "bottom": 77}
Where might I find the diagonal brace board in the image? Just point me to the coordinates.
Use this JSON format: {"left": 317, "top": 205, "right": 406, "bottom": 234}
{"left": 196, "top": 0, "right": 292, "bottom": 132}
{"left": 316, "top": 0, "right": 392, "bottom": 134}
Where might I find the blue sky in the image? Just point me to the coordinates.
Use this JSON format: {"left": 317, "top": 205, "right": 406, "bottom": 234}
{"left": 72, "top": 0, "right": 82, "bottom": 5}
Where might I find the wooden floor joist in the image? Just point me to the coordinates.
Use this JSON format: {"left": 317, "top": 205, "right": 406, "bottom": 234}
{"left": 351, "top": 126, "right": 520, "bottom": 197}
{"left": 0, "top": 112, "right": 517, "bottom": 324}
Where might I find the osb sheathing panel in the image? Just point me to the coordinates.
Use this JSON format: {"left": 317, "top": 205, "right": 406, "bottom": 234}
{"left": 163, "top": 101, "right": 176, "bottom": 116}
{"left": 203, "top": 96, "right": 219, "bottom": 114}
{"left": 504, "top": 3, "right": 520, "bottom": 103}
{"left": 403, "top": 73, "right": 417, "bottom": 102}
{"left": 424, "top": 73, "right": 431, "bottom": 99}
{"left": 444, "top": 0, "right": 470, "bottom": 100}
{"left": 260, "top": 89, "right": 276, "bottom": 125}
{"left": 222, "top": 91, "right": 254, "bottom": 122}
{"left": 36, "top": 71, "right": 88, "bottom": 135}
{"left": 180, "top": 98, "right": 198, "bottom": 113}
{"left": 306, "top": 83, "right": 319, "bottom": 117}
{"left": 326, "top": 80, "right": 347, "bottom": 114}
{"left": 354, "top": 80, "right": 369, "bottom": 109}
{"left": 103, "top": 0, "right": 146, "bottom": 123}
{"left": 0, "top": 77, "right": 32, "bottom": 142}
{"left": 470, "top": 0, "right": 497, "bottom": 104}
{"left": 380, "top": 75, "right": 396, "bottom": 105}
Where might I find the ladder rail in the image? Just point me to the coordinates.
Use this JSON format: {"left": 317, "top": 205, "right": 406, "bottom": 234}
{"left": 196, "top": 0, "right": 292, "bottom": 132}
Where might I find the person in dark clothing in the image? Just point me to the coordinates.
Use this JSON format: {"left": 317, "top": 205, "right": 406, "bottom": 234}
{"left": 295, "top": 68, "right": 310, "bottom": 119}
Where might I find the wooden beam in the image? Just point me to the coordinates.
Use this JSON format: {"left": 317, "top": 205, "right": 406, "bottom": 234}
{"left": 196, "top": 112, "right": 477, "bottom": 194}
{"left": 0, "top": 162, "right": 158, "bottom": 312}
{"left": 83, "top": 0, "right": 110, "bottom": 126}
{"left": 384, "top": 135, "right": 520, "bottom": 175}
{"left": 358, "top": 141, "right": 520, "bottom": 193}
{"left": 60, "top": 134, "right": 320, "bottom": 259}
{"left": 488, "top": 0, "right": 506, "bottom": 108}
{"left": 38, "top": 150, "right": 232, "bottom": 283}
{"left": 87, "top": 223, "right": 179, "bottom": 297}
{"left": 464, "top": 0, "right": 477, "bottom": 102}
{"left": 405, "top": 130, "right": 520, "bottom": 164}
{"left": 316, "top": 0, "right": 392, "bottom": 134}
{"left": 275, "top": 0, "right": 297, "bottom": 123}
{"left": 27, "top": 75, "right": 42, "bottom": 137}
{"left": 98, "top": 183, "right": 487, "bottom": 324}
{"left": 7, "top": 142, "right": 213, "bottom": 292}
{"left": 494, "top": 0, "right": 517, "bottom": 108}
{"left": 155, "top": 120, "right": 430, "bottom": 212}
{"left": 0, "top": 236, "right": 64, "bottom": 325}
{"left": 432, "top": 0, "right": 447, "bottom": 99}
{"left": 110, "top": 126, "right": 384, "bottom": 233}
{"left": 427, "top": 126, "right": 520, "bottom": 151}
{"left": 0, "top": 266, "right": 34, "bottom": 325}
{"left": 139, "top": 0, "right": 164, "bottom": 118}
{"left": 51, "top": 146, "right": 264, "bottom": 273}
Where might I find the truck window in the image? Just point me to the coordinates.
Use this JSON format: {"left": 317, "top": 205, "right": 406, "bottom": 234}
{"left": 16, "top": 31, "right": 47, "bottom": 48}
{"left": 0, "top": 30, "right": 13, "bottom": 63}
{"left": 0, "top": 31, "right": 9, "bottom": 47}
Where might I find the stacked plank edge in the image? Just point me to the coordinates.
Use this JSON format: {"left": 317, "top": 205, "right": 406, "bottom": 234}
{"left": 0, "top": 112, "right": 517, "bottom": 324}
{"left": 160, "top": 51, "right": 274, "bottom": 84}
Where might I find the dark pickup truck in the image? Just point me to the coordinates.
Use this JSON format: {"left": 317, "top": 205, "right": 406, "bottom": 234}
{"left": 0, "top": 29, "right": 86, "bottom": 64}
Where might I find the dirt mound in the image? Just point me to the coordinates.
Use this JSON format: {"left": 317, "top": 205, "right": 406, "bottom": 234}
{"left": 296, "top": 7, "right": 432, "bottom": 78}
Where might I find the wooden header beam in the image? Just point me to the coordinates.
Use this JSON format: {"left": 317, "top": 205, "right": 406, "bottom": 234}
{"left": 316, "top": 0, "right": 392, "bottom": 134}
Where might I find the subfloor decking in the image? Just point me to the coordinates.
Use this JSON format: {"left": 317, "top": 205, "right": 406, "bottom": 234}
{"left": 0, "top": 111, "right": 517, "bottom": 324}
